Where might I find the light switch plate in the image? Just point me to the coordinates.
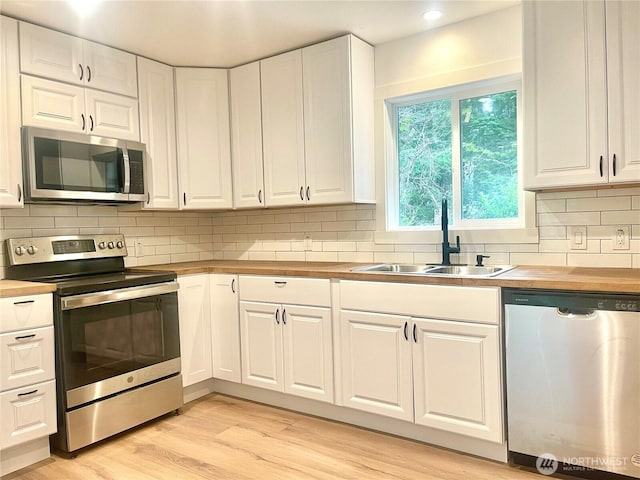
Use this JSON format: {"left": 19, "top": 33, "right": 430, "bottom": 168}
{"left": 569, "top": 226, "right": 587, "bottom": 250}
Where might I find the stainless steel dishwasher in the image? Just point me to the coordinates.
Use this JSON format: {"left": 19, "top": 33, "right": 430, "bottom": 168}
{"left": 504, "top": 289, "right": 640, "bottom": 479}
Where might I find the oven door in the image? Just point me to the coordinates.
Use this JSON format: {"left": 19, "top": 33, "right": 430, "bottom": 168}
{"left": 58, "top": 281, "right": 180, "bottom": 408}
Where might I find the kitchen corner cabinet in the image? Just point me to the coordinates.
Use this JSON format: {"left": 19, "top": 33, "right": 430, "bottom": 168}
{"left": 261, "top": 34, "right": 375, "bottom": 207}
{"left": 21, "top": 75, "right": 140, "bottom": 141}
{"left": 523, "top": 0, "right": 640, "bottom": 190}
{"left": 0, "top": 16, "right": 23, "bottom": 208}
{"left": 239, "top": 276, "right": 334, "bottom": 403}
{"left": 339, "top": 281, "right": 503, "bottom": 443}
{"left": 175, "top": 68, "right": 233, "bottom": 210}
{"left": 19, "top": 22, "right": 137, "bottom": 97}
{"left": 177, "top": 274, "right": 212, "bottom": 387}
{"left": 137, "top": 57, "right": 180, "bottom": 209}
{"left": 210, "top": 274, "right": 241, "bottom": 383}
{"left": 230, "top": 62, "right": 265, "bottom": 209}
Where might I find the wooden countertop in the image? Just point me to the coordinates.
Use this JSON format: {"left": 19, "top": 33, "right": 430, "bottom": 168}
{"left": 138, "top": 261, "right": 640, "bottom": 294}
{"left": 0, "top": 280, "right": 56, "bottom": 298}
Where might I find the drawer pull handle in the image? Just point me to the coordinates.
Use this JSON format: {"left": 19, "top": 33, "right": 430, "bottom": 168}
{"left": 17, "top": 389, "right": 38, "bottom": 398}
{"left": 274, "top": 281, "right": 287, "bottom": 287}
{"left": 13, "top": 300, "right": 35, "bottom": 305}
{"left": 15, "top": 334, "right": 36, "bottom": 341}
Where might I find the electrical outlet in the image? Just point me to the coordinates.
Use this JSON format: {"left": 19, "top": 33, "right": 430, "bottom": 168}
{"left": 612, "top": 225, "right": 630, "bottom": 250}
{"left": 304, "top": 235, "right": 312, "bottom": 251}
{"left": 136, "top": 241, "right": 144, "bottom": 257}
{"left": 569, "top": 226, "right": 587, "bottom": 250}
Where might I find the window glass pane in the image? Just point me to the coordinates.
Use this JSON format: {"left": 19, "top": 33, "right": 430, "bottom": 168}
{"left": 397, "top": 99, "right": 452, "bottom": 227}
{"left": 459, "top": 90, "right": 518, "bottom": 220}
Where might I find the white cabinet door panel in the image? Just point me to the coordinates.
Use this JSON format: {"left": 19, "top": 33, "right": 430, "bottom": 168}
{"left": 0, "top": 16, "right": 23, "bottom": 208}
{"left": 606, "top": 0, "right": 640, "bottom": 184}
{"left": 21, "top": 75, "right": 84, "bottom": 133}
{"left": 86, "top": 89, "right": 139, "bottom": 141}
{"left": 0, "top": 327, "right": 54, "bottom": 392}
{"left": 230, "top": 62, "right": 265, "bottom": 208}
{"left": 413, "top": 318, "right": 502, "bottom": 443}
{"left": 83, "top": 41, "right": 137, "bottom": 97}
{"left": 340, "top": 309, "right": 413, "bottom": 421}
{"left": 261, "top": 51, "right": 306, "bottom": 207}
{"left": 19, "top": 22, "right": 83, "bottom": 86}
{"left": 239, "top": 301, "right": 283, "bottom": 391}
{"left": 282, "top": 305, "right": 333, "bottom": 403}
{"left": 210, "top": 274, "right": 241, "bottom": 383}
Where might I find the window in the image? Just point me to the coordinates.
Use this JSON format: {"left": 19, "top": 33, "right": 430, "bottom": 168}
{"left": 388, "top": 78, "right": 523, "bottom": 231}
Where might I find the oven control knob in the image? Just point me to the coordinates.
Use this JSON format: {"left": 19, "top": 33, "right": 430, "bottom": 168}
{"left": 116, "top": 241, "right": 124, "bottom": 249}
{"left": 107, "top": 241, "right": 115, "bottom": 249}
{"left": 98, "top": 242, "right": 106, "bottom": 250}
{"left": 26, "top": 245, "right": 38, "bottom": 255}
{"left": 14, "top": 246, "right": 25, "bottom": 256}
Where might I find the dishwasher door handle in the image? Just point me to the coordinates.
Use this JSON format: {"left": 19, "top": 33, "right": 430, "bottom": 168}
{"left": 556, "top": 307, "right": 597, "bottom": 319}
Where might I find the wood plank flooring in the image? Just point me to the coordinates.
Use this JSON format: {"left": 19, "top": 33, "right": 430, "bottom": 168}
{"left": 5, "top": 394, "right": 541, "bottom": 480}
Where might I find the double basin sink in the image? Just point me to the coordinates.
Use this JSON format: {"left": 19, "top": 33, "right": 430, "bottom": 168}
{"left": 351, "top": 263, "right": 514, "bottom": 277}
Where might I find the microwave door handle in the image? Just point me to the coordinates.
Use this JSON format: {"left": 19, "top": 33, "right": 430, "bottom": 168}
{"left": 122, "top": 147, "right": 131, "bottom": 194}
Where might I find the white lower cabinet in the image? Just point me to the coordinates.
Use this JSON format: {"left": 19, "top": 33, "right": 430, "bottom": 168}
{"left": 239, "top": 276, "right": 333, "bottom": 403}
{"left": 177, "top": 274, "right": 212, "bottom": 387}
{"left": 210, "top": 274, "right": 241, "bottom": 383}
{"left": 339, "top": 281, "right": 504, "bottom": 443}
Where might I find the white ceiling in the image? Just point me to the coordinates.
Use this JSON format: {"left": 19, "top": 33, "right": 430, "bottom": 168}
{"left": 0, "top": 0, "right": 519, "bottom": 68}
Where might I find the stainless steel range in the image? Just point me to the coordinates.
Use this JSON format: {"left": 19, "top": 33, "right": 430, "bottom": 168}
{"left": 5, "top": 234, "right": 183, "bottom": 453}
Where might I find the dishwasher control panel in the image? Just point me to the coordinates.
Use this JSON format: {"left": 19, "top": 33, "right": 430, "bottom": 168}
{"left": 503, "top": 289, "right": 639, "bottom": 312}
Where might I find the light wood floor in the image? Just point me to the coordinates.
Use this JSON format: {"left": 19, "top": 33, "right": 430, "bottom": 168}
{"left": 5, "top": 394, "right": 541, "bottom": 480}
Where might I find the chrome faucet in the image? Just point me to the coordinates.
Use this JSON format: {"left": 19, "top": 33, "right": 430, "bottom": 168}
{"left": 441, "top": 198, "right": 460, "bottom": 265}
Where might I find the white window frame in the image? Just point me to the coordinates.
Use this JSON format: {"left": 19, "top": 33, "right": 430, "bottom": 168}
{"left": 376, "top": 74, "right": 538, "bottom": 245}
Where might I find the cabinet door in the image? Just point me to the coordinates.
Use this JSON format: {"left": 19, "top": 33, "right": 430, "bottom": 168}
{"left": 19, "top": 22, "right": 83, "bottom": 86}
{"left": 261, "top": 51, "right": 306, "bottom": 207}
{"left": 0, "top": 16, "right": 23, "bottom": 208}
{"left": 340, "top": 309, "right": 413, "bottom": 421}
{"left": 210, "top": 274, "right": 241, "bottom": 383}
{"left": 523, "top": 1, "right": 608, "bottom": 189}
{"left": 239, "top": 301, "right": 283, "bottom": 392}
{"left": 83, "top": 40, "right": 137, "bottom": 97}
{"left": 137, "top": 57, "right": 179, "bottom": 209}
{"left": 303, "top": 36, "right": 353, "bottom": 205}
{"left": 21, "top": 75, "right": 84, "bottom": 133}
{"left": 282, "top": 305, "right": 333, "bottom": 403}
{"left": 175, "top": 68, "right": 233, "bottom": 209}
{"left": 177, "top": 275, "right": 212, "bottom": 387}
{"left": 0, "top": 380, "right": 56, "bottom": 449}
{"left": 230, "top": 62, "right": 265, "bottom": 209}
{"left": 0, "top": 327, "right": 55, "bottom": 392}
{"left": 412, "top": 318, "right": 502, "bottom": 443}
{"left": 606, "top": 0, "right": 640, "bottom": 184}
{"left": 86, "top": 89, "right": 140, "bottom": 141}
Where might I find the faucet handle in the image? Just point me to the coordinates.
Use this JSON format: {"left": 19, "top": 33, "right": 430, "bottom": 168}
{"left": 476, "top": 254, "right": 490, "bottom": 267}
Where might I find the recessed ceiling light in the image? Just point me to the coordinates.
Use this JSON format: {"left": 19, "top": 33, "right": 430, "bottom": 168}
{"left": 67, "top": 0, "right": 102, "bottom": 16}
{"left": 423, "top": 10, "right": 443, "bottom": 21}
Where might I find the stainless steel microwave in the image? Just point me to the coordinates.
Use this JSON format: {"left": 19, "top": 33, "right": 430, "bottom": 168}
{"left": 22, "top": 127, "right": 146, "bottom": 203}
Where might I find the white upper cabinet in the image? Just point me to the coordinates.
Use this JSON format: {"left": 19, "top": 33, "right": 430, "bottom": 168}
{"left": 137, "top": 57, "right": 179, "bottom": 209}
{"left": 19, "top": 22, "right": 137, "bottom": 97}
{"left": 230, "top": 62, "right": 265, "bottom": 209}
{"left": 175, "top": 68, "right": 233, "bottom": 210}
{"left": 261, "top": 35, "right": 375, "bottom": 207}
{"left": 261, "top": 50, "right": 307, "bottom": 207}
{"left": 0, "top": 16, "right": 24, "bottom": 208}
{"left": 303, "top": 35, "right": 375, "bottom": 204}
{"left": 524, "top": 0, "right": 640, "bottom": 189}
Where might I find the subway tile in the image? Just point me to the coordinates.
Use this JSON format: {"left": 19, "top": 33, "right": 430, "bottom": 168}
{"left": 218, "top": 242, "right": 238, "bottom": 251}
{"left": 393, "top": 244, "right": 437, "bottom": 253}
{"left": 536, "top": 199, "right": 566, "bottom": 213}
{"left": 539, "top": 239, "right": 599, "bottom": 254}
{"left": 601, "top": 210, "right": 640, "bottom": 225}
{"left": 171, "top": 235, "right": 200, "bottom": 245}
{"left": 119, "top": 227, "right": 156, "bottom": 236}
{"left": 99, "top": 216, "right": 137, "bottom": 227}
{"left": 222, "top": 233, "right": 248, "bottom": 243}
{"left": 322, "top": 221, "right": 356, "bottom": 232}
{"left": 0, "top": 206, "right": 31, "bottom": 216}
{"left": 324, "top": 204, "right": 357, "bottom": 212}
{"left": 336, "top": 209, "right": 374, "bottom": 221}
{"left": 224, "top": 250, "right": 248, "bottom": 260}
{"left": 538, "top": 226, "right": 567, "bottom": 240}
{"left": 262, "top": 223, "right": 292, "bottom": 233}
{"left": 290, "top": 222, "right": 322, "bottom": 232}
{"left": 199, "top": 252, "right": 215, "bottom": 261}
{"left": 276, "top": 251, "right": 306, "bottom": 261}
{"left": 136, "top": 255, "right": 171, "bottom": 266}
{"left": 338, "top": 251, "right": 374, "bottom": 263}
{"left": 322, "top": 242, "right": 356, "bottom": 252}
{"left": 171, "top": 252, "right": 200, "bottom": 263}
{"left": 170, "top": 216, "right": 200, "bottom": 226}
{"left": 413, "top": 253, "right": 444, "bottom": 264}
{"left": 537, "top": 212, "right": 600, "bottom": 226}
{"left": 485, "top": 243, "right": 539, "bottom": 253}
{"left": 30, "top": 205, "right": 78, "bottom": 217}
{"left": 633, "top": 196, "right": 640, "bottom": 210}
{"left": 155, "top": 226, "right": 186, "bottom": 236}
{"left": 262, "top": 242, "right": 291, "bottom": 252}
{"left": 32, "top": 228, "right": 79, "bottom": 237}
{"left": 186, "top": 243, "right": 212, "bottom": 254}
{"left": 290, "top": 241, "right": 305, "bottom": 251}
{"left": 248, "top": 251, "right": 277, "bottom": 261}
{"left": 305, "top": 211, "right": 337, "bottom": 222}
{"left": 356, "top": 220, "right": 376, "bottom": 231}
{"left": 633, "top": 254, "right": 640, "bottom": 268}
{"left": 79, "top": 227, "right": 119, "bottom": 235}
{"left": 588, "top": 225, "right": 616, "bottom": 239}
{"left": 213, "top": 251, "right": 225, "bottom": 260}
{"left": 356, "top": 241, "right": 394, "bottom": 252}
{"left": 536, "top": 190, "right": 597, "bottom": 200}
{"left": 597, "top": 187, "right": 640, "bottom": 197}
{"left": 78, "top": 205, "right": 118, "bottom": 216}
{"left": 566, "top": 196, "right": 631, "bottom": 212}
{"left": 274, "top": 213, "right": 305, "bottom": 224}
{"left": 567, "top": 253, "right": 632, "bottom": 268}
{"left": 136, "top": 216, "right": 170, "bottom": 227}
{"left": 276, "top": 232, "right": 305, "bottom": 241}
{"left": 373, "top": 252, "right": 414, "bottom": 264}
{"left": 304, "top": 232, "right": 337, "bottom": 241}
{"left": 156, "top": 244, "right": 186, "bottom": 255}
{"left": 248, "top": 214, "right": 274, "bottom": 224}
{"left": 222, "top": 215, "right": 248, "bottom": 225}
{"left": 198, "top": 217, "right": 213, "bottom": 226}
{"left": 510, "top": 253, "right": 567, "bottom": 266}
{"left": 236, "top": 224, "right": 264, "bottom": 234}
{"left": 5, "top": 216, "right": 54, "bottom": 229}
{"left": 305, "top": 251, "right": 338, "bottom": 262}
{"left": 140, "top": 236, "right": 171, "bottom": 246}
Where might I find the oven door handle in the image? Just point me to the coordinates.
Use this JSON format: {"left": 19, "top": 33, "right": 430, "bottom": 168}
{"left": 61, "top": 281, "right": 179, "bottom": 310}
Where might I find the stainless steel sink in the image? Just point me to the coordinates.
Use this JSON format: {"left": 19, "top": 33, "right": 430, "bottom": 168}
{"left": 351, "top": 264, "right": 430, "bottom": 274}
{"left": 351, "top": 263, "right": 514, "bottom": 277}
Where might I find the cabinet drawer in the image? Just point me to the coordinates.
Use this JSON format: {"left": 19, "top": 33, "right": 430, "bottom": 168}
{"left": 339, "top": 281, "right": 500, "bottom": 324}
{"left": 239, "top": 275, "right": 330, "bottom": 307}
{"left": 0, "top": 294, "right": 53, "bottom": 333}
{"left": 0, "top": 379, "right": 57, "bottom": 449}
{"left": 0, "top": 326, "right": 55, "bottom": 392}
